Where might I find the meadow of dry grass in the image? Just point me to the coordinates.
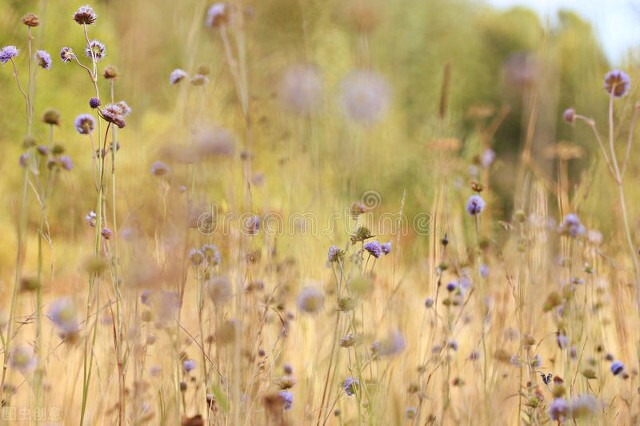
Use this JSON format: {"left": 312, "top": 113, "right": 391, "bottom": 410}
{"left": 1, "top": 1, "right": 640, "bottom": 425}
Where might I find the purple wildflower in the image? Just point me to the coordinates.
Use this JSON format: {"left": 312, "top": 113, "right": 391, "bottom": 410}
{"left": 74, "top": 114, "right": 95, "bottom": 135}
{"left": 296, "top": 287, "right": 324, "bottom": 314}
{"left": 548, "top": 398, "right": 570, "bottom": 421}
{"left": 604, "top": 70, "right": 630, "bottom": 97}
{"left": 89, "top": 97, "right": 101, "bottom": 109}
{"left": 563, "top": 108, "right": 576, "bottom": 123}
{"left": 381, "top": 241, "right": 392, "bottom": 255}
{"left": 279, "top": 390, "right": 293, "bottom": 411}
{"left": 73, "top": 5, "right": 97, "bottom": 25}
{"left": 60, "top": 47, "right": 75, "bottom": 63}
{"left": 47, "top": 297, "right": 79, "bottom": 335}
{"left": 151, "top": 161, "right": 170, "bottom": 177}
{"left": 0, "top": 46, "right": 19, "bottom": 65}
{"left": 59, "top": 155, "right": 74, "bottom": 171}
{"left": 559, "top": 213, "right": 585, "bottom": 238}
{"left": 363, "top": 240, "right": 382, "bottom": 258}
{"left": 466, "top": 195, "right": 485, "bottom": 216}
{"left": 85, "top": 39, "right": 106, "bottom": 62}
{"left": 170, "top": 69, "right": 188, "bottom": 84}
{"left": 611, "top": 360, "right": 624, "bottom": 376}
{"left": 206, "top": 3, "right": 229, "bottom": 28}
{"left": 85, "top": 211, "right": 97, "bottom": 227}
{"left": 343, "top": 377, "right": 359, "bottom": 396}
{"left": 183, "top": 359, "right": 196, "bottom": 373}
{"left": 35, "top": 50, "right": 51, "bottom": 70}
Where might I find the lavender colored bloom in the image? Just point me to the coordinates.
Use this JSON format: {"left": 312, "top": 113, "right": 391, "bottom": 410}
{"left": 89, "top": 97, "right": 101, "bottom": 109}
{"left": 377, "top": 330, "right": 406, "bottom": 357}
{"left": 296, "top": 287, "right": 324, "bottom": 314}
{"left": 47, "top": 297, "right": 79, "bottom": 334}
{"left": 327, "top": 245, "right": 344, "bottom": 263}
{"left": 59, "top": 155, "right": 74, "bottom": 171}
{"left": 201, "top": 244, "right": 221, "bottom": 265}
{"left": 0, "top": 46, "right": 19, "bottom": 65}
{"left": 381, "top": 241, "right": 392, "bottom": 255}
{"left": 170, "top": 69, "right": 188, "bottom": 84}
{"left": 481, "top": 149, "right": 496, "bottom": 168}
{"left": 35, "top": 50, "right": 51, "bottom": 70}
{"left": 339, "top": 70, "right": 391, "bottom": 124}
{"left": 604, "top": 70, "right": 630, "bottom": 97}
{"left": 19, "top": 153, "right": 29, "bottom": 168}
{"left": 531, "top": 354, "right": 542, "bottom": 368}
{"left": 343, "top": 377, "right": 359, "bottom": 396}
{"left": 188, "top": 248, "right": 205, "bottom": 266}
{"left": 85, "top": 211, "right": 97, "bottom": 227}
{"left": 183, "top": 359, "right": 196, "bottom": 373}
{"left": 425, "top": 297, "right": 434, "bottom": 308}
{"left": 548, "top": 398, "right": 570, "bottom": 421}
{"left": 74, "top": 5, "right": 97, "bottom": 25}
{"left": 101, "top": 227, "right": 112, "bottom": 240}
{"left": 101, "top": 104, "right": 126, "bottom": 128}
{"left": 278, "top": 65, "right": 323, "bottom": 115}
{"left": 74, "top": 114, "right": 95, "bottom": 135}
{"left": 140, "top": 289, "right": 153, "bottom": 306}
{"left": 151, "top": 161, "right": 170, "bottom": 177}
{"left": 570, "top": 394, "right": 601, "bottom": 418}
{"left": 557, "top": 334, "right": 569, "bottom": 349}
{"left": 611, "top": 360, "right": 624, "bottom": 375}
{"left": 85, "top": 39, "right": 106, "bottom": 62}
{"left": 559, "top": 213, "right": 585, "bottom": 238}
{"left": 116, "top": 101, "right": 132, "bottom": 116}
{"left": 363, "top": 240, "right": 382, "bottom": 258}
{"left": 563, "top": 108, "right": 576, "bottom": 123}
{"left": 206, "top": 3, "right": 229, "bottom": 28}
{"left": 446, "top": 281, "right": 457, "bottom": 292}
{"left": 480, "top": 264, "right": 489, "bottom": 278}
{"left": 10, "top": 344, "right": 37, "bottom": 374}
{"left": 466, "top": 194, "right": 485, "bottom": 216}
{"left": 279, "top": 390, "right": 293, "bottom": 411}
{"left": 60, "top": 47, "right": 75, "bottom": 63}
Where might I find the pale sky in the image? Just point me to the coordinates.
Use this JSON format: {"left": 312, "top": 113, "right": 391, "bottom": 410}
{"left": 484, "top": 0, "right": 640, "bottom": 64}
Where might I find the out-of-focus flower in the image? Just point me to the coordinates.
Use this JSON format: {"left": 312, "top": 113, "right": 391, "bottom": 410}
{"left": 206, "top": 3, "right": 229, "bottom": 28}
{"left": 10, "top": 344, "right": 37, "bottom": 374}
{"left": 466, "top": 195, "right": 485, "bottom": 216}
{"left": 548, "top": 398, "right": 570, "bottom": 421}
{"left": 296, "top": 286, "right": 324, "bottom": 314}
{"left": 60, "top": 155, "right": 74, "bottom": 171}
{"left": 604, "top": 70, "right": 630, "bottom": 97}
{"left": 85, "top": 211, "right": 97, "bottom": 227}
{"left": 611, "top": 360, "right": 624, "bottom": 376}
{"left": 279, "top": 390, "right": 293, "bottom": 411}
{"left": 150, "top": 161, "right": 170, "bottom": 177}
{"left": 183, "top": 359, "right": 196, "bottom": 373}
{"left": 363, "top": 240, "right": 382, "bottom": 258}
{"left": 327, "top": 245, "right": 345, "bottom": 263}
{"left": 481, "top": 149, "right": 496, "bottom": 168}
{"left": 343, "top": 377, "right": 359, "bottom": 396}
{"left": 381, "top": 241, "right": 392, "bottom": 255}
{"left": 375, "top": 330, "right": 406, "bottom": 357}
{"left": 278, "top": 65, "right": 323, "bottom": 115}
{"left": 170, "top": 69, "right": 188, "bottom": 85}
{"left": 47, "top": 297, "right": 79, "bottom": 335}
{"left": 74, "top": 114, "right": 95, "bottom": 135}
{"left": 339, "top": 70, "right": 391, "bottom": 124}
{"left": 563, "top": 108, "right": 576, "bottom": 123}
{"left": 206, "top": 276, "right": 232, "bottom": 306}
{"left": 559, "top": 214, "right": 585, "bottom": 238}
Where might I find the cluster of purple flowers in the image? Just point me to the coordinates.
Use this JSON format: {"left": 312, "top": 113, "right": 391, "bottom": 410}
{"left": 363, "top": 240, "right": 392, "bottom": 258}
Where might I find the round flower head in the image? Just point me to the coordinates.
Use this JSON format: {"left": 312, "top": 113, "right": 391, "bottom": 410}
{"left": 339, "top": 70, "right": 391, "bottom": 124}
{"left": 206, "top": 3, "right": 229, "bottom": 28}
{"left": 376, "top": 329, "right": 406, "bottom": 357}
{"left": 74, "top": 114, "right": 95, "bottom": 135}
{"left": 466, "top": 194, "right": 485, "bottom": 216}
{"left": 151, "top": 161, "right": 170, "bottom": 177}
{"left": 21, "top": 13, "right": 40, "bottom": 27}
{"left": 10, "top": 344, "right": 37, "bottom": 375}
{"left": 170, "top": 69, "right": 188, "bottom": 85}
{"left": 343, "top": 377, "right": 359, "bottom": 396}
{"left": 74, "top": 5, "right": 97, "bottom": 25}
{"left": 85, "top": 211, "right": 97, "bottom": 227}
{"left": 206, "top": 276, "right": 232, "bottom": 306}
{"left": 604, "top": 70, "right": 630, "bottom": 97}
{"left": 89, "top": 97, "right": 101, "bottom": 109}
{"left": 327, "top": 245, "right": 344, "bottom": 263}
{"left": 116, "top": 100, "right": 132, "bottom": 116}
{"left": 611, "top": 360, "right": 624, "bottom": 376}
{"left": 381, "top": 241, "right": 392, "bottom": 255}
{"left": 563, "top": 108, "right": 576, "bottom": 123}
{"left": 60, "top": 47, "right": 75, "bottom": 63}
{"left": 363, "top": 240, "right": 382, "bottom": 258}
{"left": 296, "top": 286, "right": 324, "bottom": 314}
{"left": 548, "top": 398, "right": 570, "bottom": 421}
{"left": 100, "top": 104, "right": 126, "bottom": 128}
{"left": 279, "top": 391, "right": 293, "bottom": 411}
{"left": 183, "top": 359, "right": 196, "bottom": 373}
{"left": 188, "top": 248, "right": 205, "bottom": 266}
{"left": 47, "top": 297, "right": 79, "bottom": 335}
{"left": 85, "top": 39, "right": 106, "bottom": 62}
{"left": 201, "top": 243, "right": 221, "bottom": 265}
{"left": 0, "top": 46, "right": 19, "bottom": 65}
{"left": 35, "top": 50, "right": 52, "bottom": 70}
{"left": 559, "top": 213, "right": 585, "bottom": 238}
{"left": 60, "top": 155, "right": 74, "bottom": 171}
{"left": 278, "top": 65, "right": 323, "bottom": 115}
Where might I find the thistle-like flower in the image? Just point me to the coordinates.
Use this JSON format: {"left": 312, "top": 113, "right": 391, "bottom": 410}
{"left": 74, "top": 114, "right": 95, "bottom": 135}
{"left": 74, "top": 5, "right": 97, "bottom": 25}
{"left": 47, "top": 297, "right": 79, "bottom": 336}
{"left": 35, "top": 50, "right": 52, "bottom": 70}
{"left": 0, "top": 46, "right": 19, "bottom": 65}
{"left": 21, "top": 13, "right": 40, "bottom": 27}
{"left": 604, "top": 70, "right": 630, "bottom": 98}
{"left": 466, "top": 194, "right": 485, "bottom": 216}
{"left": 10, "top": 345, "right": 38, "bottom": 374}
{"left": 151, "top": 161, "right": 170, "bottom": 176}
{"left": 296, "top": 286, "right": 324, "bottom": 314}
{"left": 363, "top": 240, "right": 382, "bottom": 258}
{"left": 343, "top": 377, "right": 359, "bottom": 396}
{"left": 339, "top": 70, "right": 391, "bottom": 124}
{"left": 170, "top": 69, "right": 188, "bottom": 85}
{"left": 60, "top": 47, "right": 75, "bottom": 63}
{"left": 85, "top": 39, "right": 106, "bottom": 62}
{"left": 206, "top": 3, "right": 229, "bottom": 28}
{"left": 279, "top": 391, "right": 293, "bottom": 411}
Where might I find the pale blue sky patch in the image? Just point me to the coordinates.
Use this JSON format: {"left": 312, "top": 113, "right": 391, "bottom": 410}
{"left": 484, "top": 0, "right": 640, "bottom": 64}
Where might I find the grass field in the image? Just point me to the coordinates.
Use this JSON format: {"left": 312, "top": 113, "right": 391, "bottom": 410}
{"left": 1, "top": 1, "right": 639, "bottom": 425}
